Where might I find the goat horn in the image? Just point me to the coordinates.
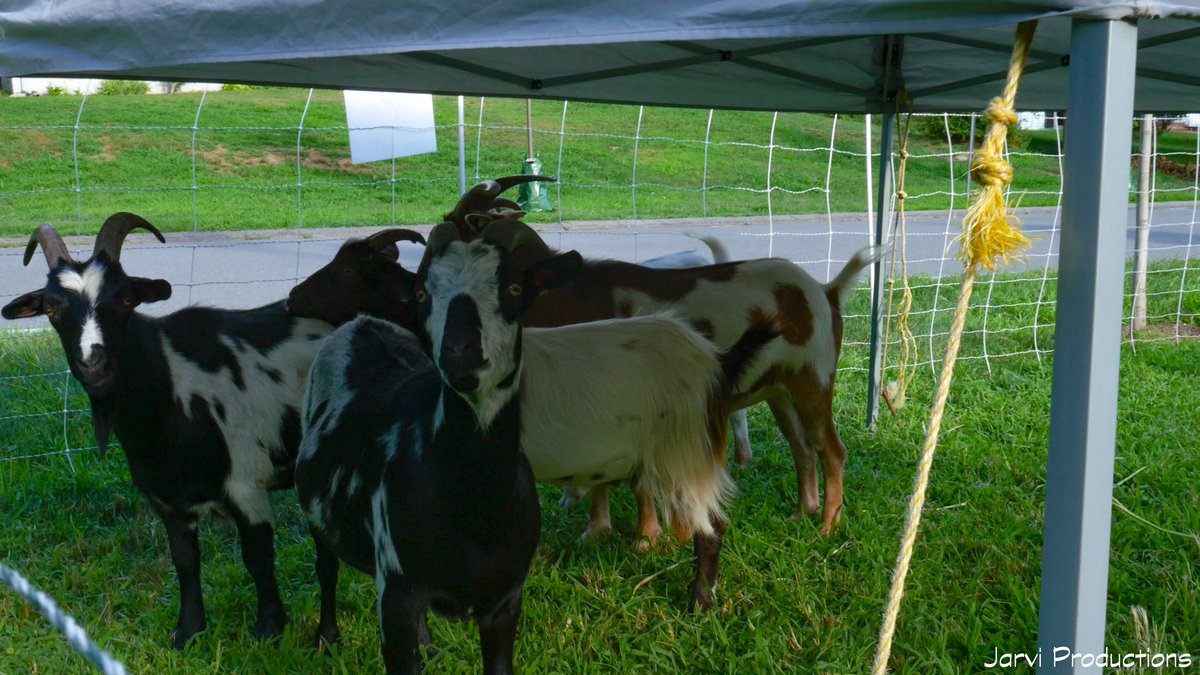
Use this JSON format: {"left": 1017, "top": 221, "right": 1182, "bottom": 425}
{"left": 480, "top": 220, "right": 552, "bottom": 263}
{"left": 492, "top": 174, "right": 555, "bottom": 194}
{"left": 444, "top": 181, "right": 502, "bottom": 225}
{"left": 490, "top": 198, "right": 523, "bottom": 212}
{"left": 23, "top": 223, "right": 72, "bottom": 268}
{"left": 444, "top": 175, "right": 557, "bottom": 231}
{"left": 93, "top": 212, "right": 166, "bottom": 263}
{"left": 365, "top": 228, "right": 427, "bottom": 252}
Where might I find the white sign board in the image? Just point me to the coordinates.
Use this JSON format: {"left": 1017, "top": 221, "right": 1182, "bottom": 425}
{"left": 344, "top": 91, "right": 437, "bottom": 164}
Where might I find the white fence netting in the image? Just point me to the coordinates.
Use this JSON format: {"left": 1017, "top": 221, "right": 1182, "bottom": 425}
{"left": 1, "top": 87, "right": 1197, "bottom": 464}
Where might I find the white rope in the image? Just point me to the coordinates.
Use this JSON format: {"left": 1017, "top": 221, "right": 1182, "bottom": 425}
{"left": 0, "top": 561, "right": 128, "bottom": 675}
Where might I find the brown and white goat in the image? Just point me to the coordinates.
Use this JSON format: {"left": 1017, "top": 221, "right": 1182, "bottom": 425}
{"left": 447, "top": 177, "right": 884, "bottom": 535}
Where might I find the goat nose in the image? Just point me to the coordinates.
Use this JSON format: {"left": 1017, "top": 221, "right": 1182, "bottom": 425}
{"left": 79, "top": 346, "right": 106, "bottom": 372}
{"left": 443, "top": 336, "right": 480, "bottom": 358}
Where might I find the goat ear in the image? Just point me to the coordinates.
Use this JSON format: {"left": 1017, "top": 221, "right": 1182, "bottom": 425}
{"left": 129, "top": 278, "right": 172, "bottom": 305}
{"left": 524, "top": 250, "right": 583, "bottom": 294}
{"left": 2, "top": 290, "right": 47, "bottom": 319}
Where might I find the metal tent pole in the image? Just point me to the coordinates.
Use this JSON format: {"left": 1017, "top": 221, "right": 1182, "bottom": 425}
{"left": 1037, "top": 18, "right": 1137, "bottom": 673}
{"left": 866, "top": 112, "right": 895, "bottom": 429}
{"left": 457, "top": 95, "right": 467, "bottom": 194}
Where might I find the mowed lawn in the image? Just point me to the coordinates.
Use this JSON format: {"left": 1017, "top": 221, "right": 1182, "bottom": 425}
{"left": 2, "top": 89, "right": 1198, "bottom": 238}
{"left": 0, "top": 261, "right": 1197, "bottom": 673}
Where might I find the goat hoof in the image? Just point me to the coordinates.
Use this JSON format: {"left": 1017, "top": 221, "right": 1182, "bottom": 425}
{"left": 687, "top": 586, "right": 715, "bottom": 613}
{"left": 251, "top": 612, "right": 288, "bottom": 642}
{"left": 170, "top": 623, "right": 206, "bottom": 651}
{"left": 581, "top": 524, "right": 612, "bottom": 542}
{"left": 315, "top": 626, "right": 341, "bottom": 653}
{"left": 818, "top": 508, "right": 843, "bottom": 536}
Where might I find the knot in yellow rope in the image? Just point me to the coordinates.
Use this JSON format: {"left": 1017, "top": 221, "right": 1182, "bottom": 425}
{"left": 954, "top": 22, "right": 1038, "bottom": 272}
{"left": 970, "top": 158, "right": 1013, "bottom": 187}
{"left": 984, "top": 98, "right": 1019, "bottom": 127}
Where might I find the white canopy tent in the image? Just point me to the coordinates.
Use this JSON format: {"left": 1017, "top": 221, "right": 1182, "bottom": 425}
{"left": 2, "top": 2, "right": 1200, "bottom": 113}
{"left": 3, "top": 2, "right": 1198, "bottom": 672}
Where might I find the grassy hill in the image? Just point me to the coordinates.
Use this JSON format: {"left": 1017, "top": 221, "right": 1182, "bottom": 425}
{"left": 2, "top": 89, "right": 1194, "bottom": 238}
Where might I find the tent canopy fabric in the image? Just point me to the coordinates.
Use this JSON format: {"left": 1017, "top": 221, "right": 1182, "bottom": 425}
{"left": 2, "top": 1, "right": 1199, "bottom": 112}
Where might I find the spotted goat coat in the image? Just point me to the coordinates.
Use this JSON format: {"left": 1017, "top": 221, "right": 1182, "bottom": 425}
{"left": 3, "top": 246, "right": 331, "bottom": 649}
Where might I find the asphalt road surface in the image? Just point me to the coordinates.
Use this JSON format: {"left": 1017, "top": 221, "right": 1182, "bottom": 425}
{"left": 2, "top": 203, "right": 1196, "bottom": 332}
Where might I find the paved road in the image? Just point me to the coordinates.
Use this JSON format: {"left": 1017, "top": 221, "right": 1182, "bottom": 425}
{"left": 2, "top": 203, "right": 1196, "bottom": 331}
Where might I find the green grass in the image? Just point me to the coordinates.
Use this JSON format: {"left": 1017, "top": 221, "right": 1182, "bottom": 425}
{"left": 2, "top": 91, "right": 1196, "bottom": 238}
{"left": 1, "top": 260, "right": 1197, "bottom": 673}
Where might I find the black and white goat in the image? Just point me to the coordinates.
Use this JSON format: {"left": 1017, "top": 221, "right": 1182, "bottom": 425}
{"left": 449, "top": 178, "right": 884, "bottom": 535}
{"left": 1, "top": 214, "right": 332, "bottom": 649}
{"left": 295, "top": 221, "right": 579, "bottom": 673}
{"left": 289, "top": 225, "right": 776, "bottom": 612}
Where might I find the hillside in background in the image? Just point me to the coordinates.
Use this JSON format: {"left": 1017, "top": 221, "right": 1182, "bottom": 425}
{"left": 3, "top": 89, "right": 1194, "bottom": 237}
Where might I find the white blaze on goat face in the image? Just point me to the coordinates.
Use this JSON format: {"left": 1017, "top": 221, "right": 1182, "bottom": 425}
{"left": 422, "top": 240, "right": 521, "bottom": 425}
{"left": 58, "top": 263, "right": 108, "bottom": 361}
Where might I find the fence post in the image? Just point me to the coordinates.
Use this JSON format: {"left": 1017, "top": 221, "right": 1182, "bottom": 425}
{"left": 1132, "top": 113, "right": 1153, "bottom": 332}
{"left": 866, "top": 111, "right": 895, "bottom": 430}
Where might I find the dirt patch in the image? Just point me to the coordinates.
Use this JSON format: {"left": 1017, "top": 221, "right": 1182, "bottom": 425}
{"left": 8, "top": 129, "right": 64, "bottom": 158}
{"left": 1126, "top": 322, "right": 1200, "bottom": 342}
{"left": 197, "top": 144, "right": 371, "bottom": 174}
{"left": 92, "top": 135, "right": 119, "bottom": 162}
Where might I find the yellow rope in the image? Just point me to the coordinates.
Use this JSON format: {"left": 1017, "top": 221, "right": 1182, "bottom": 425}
{"left": 871, "top": 20, "right": 1038, "bottom": 674}
{"left": 881, "top": 110, "right": 918, "bottom": 410}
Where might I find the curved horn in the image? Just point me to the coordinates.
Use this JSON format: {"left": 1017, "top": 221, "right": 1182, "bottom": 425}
{"left": 365, "top": 228, "right": 426, "bottom": 251}
{"left": 23, "top": 224, "right": 72, "bottom": 268}
{"left": 492, "top": 174, "right": 555, "bottom": 193}
{"left": 444, "top": 181, "right": 503, "bottom": 226}
{"left": 93, "top": 212, "right": 166, "bottom": 263}
{"left": 480, "top": 220, "right": 553, "bottom": 263}
{"left": 489, "top": 197, "right": 523, "bottom": 212}
{"left": 443, "top": 175, "right": 558, "bottom": 231}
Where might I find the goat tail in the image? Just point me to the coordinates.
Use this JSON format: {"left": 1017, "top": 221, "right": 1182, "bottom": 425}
{"left": 827, "top": 244, "right": 889, "bottom": 304}
{"left": 683, "top": 231, "right": 733, "bottom": 264}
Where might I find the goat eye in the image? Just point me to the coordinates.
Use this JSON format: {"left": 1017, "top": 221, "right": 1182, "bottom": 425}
{"left": 122, "top": 297, "right": 134, "bottom": 307}
{"left": 415, "top": 289, "right": 427, "bottom": 303}
{"left": 507, "top": 283, "right": 523, "bottom": 297}
{"left": 45, "top": 307, "right": 56, "bottom": 318}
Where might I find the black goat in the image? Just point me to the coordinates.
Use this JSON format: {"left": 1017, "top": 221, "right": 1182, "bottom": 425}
{"left": 296, "top": 220, "right": 580, "bottom": 673}
{"left": 2, "top": 214, "right": 332, "bottom": 649}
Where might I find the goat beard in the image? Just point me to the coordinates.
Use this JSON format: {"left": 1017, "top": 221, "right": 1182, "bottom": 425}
{"left": 88, "top": 394, "right": 116, "bottom": 458}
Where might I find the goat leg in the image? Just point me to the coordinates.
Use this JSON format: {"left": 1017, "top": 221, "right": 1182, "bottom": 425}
{"left": 687, "top": 518, "right": 727, "bottom": 612}
{"left": 557, "top": 485, "right": 585, "bottom": 508}
{"left": 312, "top": 528, "right": 341, "bottom": 650}
{"left": 378, "top": 573, "right": 425, "bottom": 675}
{"left": 634, "top": 482, "right": 661, "bottom": 551}
{"left": 478, "top": 588, "right": 523, "bottom": 675}
{"left": 162, "top": 513, "right": 206, "bottom": 650}
{"left": 231, "top": 509, "right": 288, "bottom": 641}
{"left": 730, "top": 410, "right": 753, "bottom": 468}
{"left": 768, "top": 397, "right": 820, "bottom": 517}
{"left": 583, "top": 485, "right": 613, "bottom": 540}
